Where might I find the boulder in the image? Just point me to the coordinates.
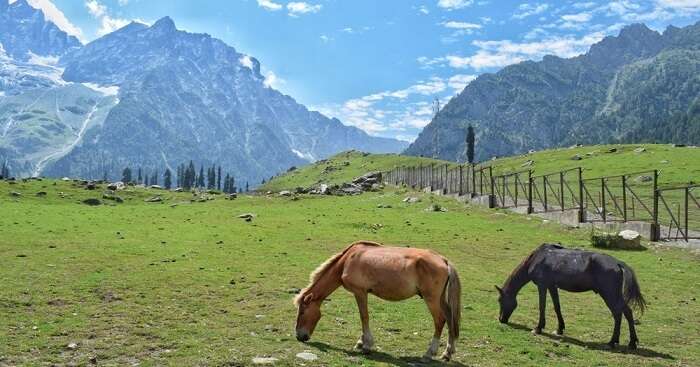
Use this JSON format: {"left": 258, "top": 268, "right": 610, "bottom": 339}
{"left": 633, "top": 147, "right": 646, "bottom": 153}
{"left": 571, "top": 154, "right": 582, "bottom": 161}
{"left": 296, "top": 352, "right": 318, "bottom": 361}
{"left": 591, "top": 230, "right": 642, "bottom": 250}
{"left": 107, "top": 182, "right": 125, "bottom": 191}
{"left": 150, "top": 185, "right": 164, "bottom": 190}
{"left": 226, "top": 193, "right": 237, "bottom": 200}
{"left": 279, "top": 190, "right": 292, "bottom": 196}
{"left": 85, "top": 182, "right": 97, "bottom": 190}
{"left": 145, "top": 196, "right": 163, "bottom": 203}
{"left": 636, "top": 175, "right": 653, "bottom": 183}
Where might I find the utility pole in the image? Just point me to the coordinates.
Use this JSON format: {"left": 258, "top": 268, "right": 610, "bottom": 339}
{"left": 432, "top": 98, "right": 440, "bottom": 159}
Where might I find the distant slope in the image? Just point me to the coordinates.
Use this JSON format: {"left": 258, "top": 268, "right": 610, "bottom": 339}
{"left": 259, "top": 150, "right": 445, "bottom": 191}
{"left": 405, "top": 22, "right": 700, "bottom": 162}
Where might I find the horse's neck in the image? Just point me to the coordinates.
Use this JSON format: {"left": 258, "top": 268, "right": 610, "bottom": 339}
{"left": 504, "top": 261, "right": 531, "bottom": 296}
{"left": 309, "top": 261, "right": 343, "bottom": 301}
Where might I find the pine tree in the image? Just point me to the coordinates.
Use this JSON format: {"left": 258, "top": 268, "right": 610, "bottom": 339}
{"left": 164, "top": 169, "right": 172, "bottom": 190}
{"left": 122, "top": 167, "right": 132, "bottom": 183}
{"left": 466, "top": 125, "right": 475, "bottom": 164}
{"left": 152, "top": 170, "right": 158, "bottom": 186}
{"left": 186, "top": 161, "right": 196, "bottom": 189}
{"left": 144, "top": 172, "right": 150, "bottom": 186}
{"left": 137, "top": 168, "right": 143, "bottom": 184}
{"left": 245, "top": 181, "right": 249, "bottom": 192}
{"left": 217, "top": 166, "right": 222, "bottom": 191}
{"left": 197, "top": 166, "right": 205, "bottom": 188}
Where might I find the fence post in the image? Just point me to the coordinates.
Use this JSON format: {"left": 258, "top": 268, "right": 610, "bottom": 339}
{"left": 622, "top": 175, "right": 627, "bottom": 222}
{"left": 528, "top": 170, "right": 533, "bottom": 214}
{"left": 652, "top": 170, "right": 659, "bottom": 241}
{"left": 472, "top": 165, "right": 477, "bottom": 197}
{"left": 489, "top": 166, "right": 496, "bottom": 208}
{"left": 543, "top": 176, "right": 548, "bottom": 211}
{"left": 560, "top": 171, "right": 565, "bottom": 212}
{"left": 601, "top": 178, "right": 607, "bottom": 223}
{"left": 685, "top": 186, "right": 689, "bottom": 242}
{"left": 459, "top": 165, "right": 463, "bottom": 196}
{"left": 578, "top": 167, "right": 584, "bottom": 223}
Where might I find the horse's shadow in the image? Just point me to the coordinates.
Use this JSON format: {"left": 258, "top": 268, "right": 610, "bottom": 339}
{"left": 306, "top": 341, "right": 468, "bottom": 367}
{"left": 506, "top": 322, "right": 674, "bottom": 360}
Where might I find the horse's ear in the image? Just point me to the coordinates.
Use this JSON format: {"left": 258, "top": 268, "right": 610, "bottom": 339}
{"left": 495, "top": 285, "right": 503, "bottom": 294}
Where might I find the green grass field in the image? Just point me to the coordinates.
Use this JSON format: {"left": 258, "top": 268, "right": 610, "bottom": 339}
{"left": 1, "top": 176, "right": 699, "bottom": 366}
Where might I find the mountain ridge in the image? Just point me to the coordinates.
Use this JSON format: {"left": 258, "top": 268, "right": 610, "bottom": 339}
{"left": 405, "top": 21, "right": 700, "bottom": 162}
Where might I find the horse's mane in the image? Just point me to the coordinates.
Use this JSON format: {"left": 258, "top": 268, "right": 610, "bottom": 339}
{"left": 294, "top": 241, "right": 382, "bottom": 306}
{"left": 503, "top": 245, "right": 545, "bottom": 290}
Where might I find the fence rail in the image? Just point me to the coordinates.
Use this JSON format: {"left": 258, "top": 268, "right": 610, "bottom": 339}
{"left": 384, "top": 164, "right": 698, "bottom": 242}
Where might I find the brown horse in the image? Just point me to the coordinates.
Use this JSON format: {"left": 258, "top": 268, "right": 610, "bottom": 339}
{"left": 294, "top": 241, "right": 462, "bottom": 361}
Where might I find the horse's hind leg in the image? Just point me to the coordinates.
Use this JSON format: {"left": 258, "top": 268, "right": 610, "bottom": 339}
{"left": 422, "top": 297, "right": 445, "bottom": 361}
{"left": 549, "top": 287, "right": 565, "bottom": 335}
{"left": 623, "top": 306, "right": 638, "bottom": 349}
{"left": 352, "top": 291, "right": 374, "bottom": 353}
{"left": 602, "top": 294, "right": 623, "bottom": 348}
{"left": 532, "top": 285, "right": 547, "bottom": 335}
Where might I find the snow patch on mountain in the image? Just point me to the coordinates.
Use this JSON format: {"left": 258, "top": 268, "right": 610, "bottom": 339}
{"left": 82, "top": 82, "right": 119, "bottom": 96}
{"left": 292, "top": 149, "right": 315, "bottom": 162}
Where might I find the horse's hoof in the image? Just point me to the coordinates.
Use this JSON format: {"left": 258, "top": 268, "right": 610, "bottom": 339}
{"left": 555, "top": 329, "right": 564, "bottom": 336}
{"left": 354, "top": 341, "right": 363, "bottom": 350}
{"left": 440, "top": 352, "right": 451, "bottom": 362}
{"left": 531, "top": 328, "right": 542, "bottom": 335}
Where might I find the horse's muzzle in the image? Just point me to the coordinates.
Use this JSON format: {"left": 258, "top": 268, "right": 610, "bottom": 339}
{"left": 296, "top": 330, "right": 310, "bottom": 342}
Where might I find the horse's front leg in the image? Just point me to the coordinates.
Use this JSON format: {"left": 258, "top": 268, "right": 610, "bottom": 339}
{"left": 549, "top": 287, "right": 565, "bottom": 335}
{"left": 352, "top": 291, "right": 374, "bottom": 354}
{"left": 422, "top": 297, "right": 446, "bottom": 361}
{"left": 532, "top": 285, "right": 547, "bottom": 335}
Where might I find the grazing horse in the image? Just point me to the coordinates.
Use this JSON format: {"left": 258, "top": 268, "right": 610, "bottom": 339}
{"left": 294, "top": 241, "right": 462, "bottom": 361}
{"left": 496, "top": 244, "right": 646, "bottom": 349}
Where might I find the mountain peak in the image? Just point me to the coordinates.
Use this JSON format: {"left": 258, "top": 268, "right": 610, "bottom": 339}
{"left": 618, "top": 23, "right": 657, "bottom": 39}
{"left": 151, "top": 16, "right": 176, "bottom": 32}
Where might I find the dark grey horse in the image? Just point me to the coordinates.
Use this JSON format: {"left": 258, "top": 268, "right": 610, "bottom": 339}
{"left": 496, "top": 243, "right": 645, "bottom": 349}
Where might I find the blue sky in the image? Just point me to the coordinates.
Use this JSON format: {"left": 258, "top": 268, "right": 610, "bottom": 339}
{"left": 18, "top": 0, "right": 700, "bottom": 141}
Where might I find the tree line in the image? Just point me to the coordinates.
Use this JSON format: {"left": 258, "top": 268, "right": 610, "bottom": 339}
{"left": 120, "top": 161, "right": 246, "bottom": 193}
{"left": 0, "top": 160, "right": 9, "bottom": 179}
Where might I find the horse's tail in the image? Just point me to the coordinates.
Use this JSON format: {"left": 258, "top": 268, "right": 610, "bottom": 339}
{"left": 441, "top": 262, "right": 462, "bottom": 340}
{"left": 619, "top": 263, "right": 646, "bottom": 314}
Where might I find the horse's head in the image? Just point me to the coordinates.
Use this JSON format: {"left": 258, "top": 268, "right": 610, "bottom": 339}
{"left": 294, "top": 291, "right": 322, "bottom": 342}
{"left": 495, "top": 285, "right": 517, "bottom": 323}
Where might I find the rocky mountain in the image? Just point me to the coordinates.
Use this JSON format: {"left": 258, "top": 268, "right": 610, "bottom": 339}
{"left": 0, "top": 4, "right": 407, "bottom": 183}
{"left": 405, "top": 22, "right": 700, "bottom": 162}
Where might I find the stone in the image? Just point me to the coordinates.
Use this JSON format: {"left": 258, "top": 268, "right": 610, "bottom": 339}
{"left": 226, "top": 193, "right": 237, "bottom": 200}
{"left": 633, "top": 147, "right": 646, "bottom": 153}
{"left": 571, "top": 154, "right": 583, "bottom": 161}
{"left": 150, "top": 185, "right": 164, "bottom": 190}
{"left": 403, "top": 196, "right": 421, "bottom": 203}
{"left": 85, "top": 182, "right": 97, "bottom": 190}
{"left": 174, "top": 187, "right": 183, "bottom": 192}
{"left": 102, "top": 193, "right": 124, "bottom": 203}
{"left": 319, "top": 184, "right": 329, "bottom": 194}
{"left": 107, "top": 182, "right": 125, "bottom": 191}
{"left": 61, "top": 177, "right": 71, "bottom": 181}
{"left": 67, "top": 342, "right": 78, "bottom": 350}
{"left": 252, "top": 357, "right": 278, "bottom": 365}
{"left": 9, "top": 191, "right": 21, "bottom": 197}
{"left": 636, "top": 175, "right": 653, "bottom": 183}
{"left": 279, "top": 190, "right": 292, "bottom": 196}
{"left": 607, "top": 147, "right": 618, "bottom": 153}
{"left": 591, "top": 230, "right": 642, "bottom": 250}
{"left": 296, "top": 352, "right": 318, "bottom": 361}
{"left": 145, "top": 196, "right": 163, "bottom": 203}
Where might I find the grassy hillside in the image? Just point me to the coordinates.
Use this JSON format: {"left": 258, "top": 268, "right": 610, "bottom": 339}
{"left": 1, "top": 178, "right": 699, "bottom": 366}
{"left": 489, "top": 144, "right": 699, "bottom": 187}
{"left": 260, "top": 150, "right": 452, "bottom": 192}
{"left": 262, "top": 144, "right": 699, "bottom": 192}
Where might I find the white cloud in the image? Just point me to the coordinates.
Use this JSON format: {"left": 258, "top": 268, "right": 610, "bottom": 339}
{"left": 513, "top": 3, "right": 550, "bottom": 19}
{"left": 424, "top": 31, "right": 606, "bottom": 70}
{"left": 85, "top": 0, "right": 130, "bottom": 37}
{"left": 418, "top": 5, "right": 430, "bottom": 14}
{"left": 655, "top": 0, "right": 700, "bottom": 11}
{"left": 9, "top": 0, "right": 85, "bottom": 42}
{"left": 320, "top": 34, "right": 332, "bottom": 43}
{"left": 561, "top": 12, "right": 592, "bottom": 22}
{"left": 257, "top": 0, "right": 282, "bottom": 11}
{"left": 437, "top": 0, "right": 473, "bottom": 10}
{"left": 263, "top": 70, "right": 284, "bottom": 89}
{"left": 239, "top": 55, "right": 254, "bottom": 69}
{"left": 287, "top": 2, "right": 322, "bottom": 17}
{"left": 448, "top": 74, "right": 477, "bottom": 92}
{"left": 441, "top": 21, "right": 482, "bottom": 30}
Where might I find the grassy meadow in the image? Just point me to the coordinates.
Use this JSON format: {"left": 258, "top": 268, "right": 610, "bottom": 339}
{"left": 1, "top": 175, "right": 699, "bottom": 366}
